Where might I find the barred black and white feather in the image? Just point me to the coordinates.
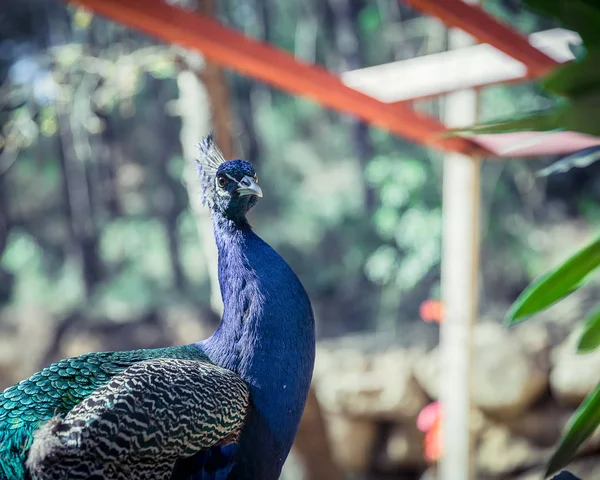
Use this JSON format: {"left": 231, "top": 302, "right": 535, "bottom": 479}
{"left": 26, "top": 358, "right": 249, "bottom": 480}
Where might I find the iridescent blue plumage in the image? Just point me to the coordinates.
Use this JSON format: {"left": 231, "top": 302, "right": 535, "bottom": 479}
{"left": 0, "top": 133, "right": 315, "bottom": 480}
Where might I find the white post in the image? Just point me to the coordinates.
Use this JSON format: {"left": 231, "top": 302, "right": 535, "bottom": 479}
{"left": 439, "top": 11, "right": 481, "bottom": 480}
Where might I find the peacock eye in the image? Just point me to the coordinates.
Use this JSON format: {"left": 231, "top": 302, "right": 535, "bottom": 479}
{"left": 217, "top": 175, "right": 227, "bottom": 188}
{"left": 253, "top": 174, "right": 258, "bottom": 183}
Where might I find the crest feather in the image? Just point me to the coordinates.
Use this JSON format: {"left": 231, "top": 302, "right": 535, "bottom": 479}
{"left": 197, "top": 133, "right": 226, "bottom": 177}
{"left": 196, "top": 133, "right": 226, "bottom": 206}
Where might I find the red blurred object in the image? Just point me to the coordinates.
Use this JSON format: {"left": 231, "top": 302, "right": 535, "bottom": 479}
{"left": 417, "top": 401, "right": 440, "bottom": 432}
{"left": 424, "top": 420, "right": 442, "bottom": 463}
{"left": 417, "top": 401, "right": 443, "bottom": 463}
{"left": 419, "top": 299, "right": 444, "bottom": 324}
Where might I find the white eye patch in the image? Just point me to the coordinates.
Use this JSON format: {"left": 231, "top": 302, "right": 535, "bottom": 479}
{"left": 214, "top": 173, "right": 241, "bottom": 197}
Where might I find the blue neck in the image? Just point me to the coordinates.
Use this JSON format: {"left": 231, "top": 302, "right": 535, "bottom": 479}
{"left": 199, "top": 212, "right": 315, "bottom": 479}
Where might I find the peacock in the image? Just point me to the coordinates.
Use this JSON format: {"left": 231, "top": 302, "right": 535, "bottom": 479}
{"left": 0, "top": 134, "right": 316, "bottom": 480}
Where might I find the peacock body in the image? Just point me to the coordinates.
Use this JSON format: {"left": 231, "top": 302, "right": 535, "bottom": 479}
{"left": 0, "top": 134, "right": 315, "bottom": 480}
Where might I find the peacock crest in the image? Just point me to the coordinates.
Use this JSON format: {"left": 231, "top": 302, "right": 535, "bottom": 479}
{"left": 196, "top": 133, "right": 226, "bottom": 207}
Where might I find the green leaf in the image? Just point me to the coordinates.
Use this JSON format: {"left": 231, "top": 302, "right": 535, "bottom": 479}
{"left": 560, "top": 94, "right": 600, "bottom": 136}
{"left": 576, "top": 304, "right": 600, "bottom": 353}
{"left": 448, "top": 93, "right": 600, "bottom": 139}
{"left": 542, "top": 48, "right": 600, "bottom": 98}
{"left": 545, "top": 381, "right": 600, "bottom": 477}
{"left": 505, "top": 235, "right": 600, "bottom": 324}
{"left": 444, "top": 111, "right": 560, "bottom": 136}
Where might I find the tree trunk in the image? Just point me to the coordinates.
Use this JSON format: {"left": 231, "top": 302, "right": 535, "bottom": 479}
{"left": 175, "top": 0, "right": 238, "bottom": 316}
{"left": 325, "top": 0, "right": 376, "bottom": 214}
{"left": 56, "top": 102, "right": 101, "bottom": 297}
{"left": 177, "top": 70, "right": 223, "bottom": 316}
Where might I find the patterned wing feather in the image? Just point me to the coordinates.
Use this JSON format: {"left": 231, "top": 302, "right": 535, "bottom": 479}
{"left": 0, "top": 345, "right": 210, "bottom": 480}
{"left": 26, "top": 358, "right": 249, "bottom": 480}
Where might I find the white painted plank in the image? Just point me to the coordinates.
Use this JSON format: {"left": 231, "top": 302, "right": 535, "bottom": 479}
{"left": 341, "top": 28, "right": 580, "bottom": 102}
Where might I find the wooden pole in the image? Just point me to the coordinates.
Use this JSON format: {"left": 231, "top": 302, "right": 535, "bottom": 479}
{"left": 439, "top": 8, "right": 481, "bottom": 480}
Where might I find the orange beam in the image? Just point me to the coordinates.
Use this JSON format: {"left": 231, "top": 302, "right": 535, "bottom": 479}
{"left": 64, "top": 0, "right": 488, "bottom": 156}
{"left": 402, "top": 0, "right": 558, "bottom": 77}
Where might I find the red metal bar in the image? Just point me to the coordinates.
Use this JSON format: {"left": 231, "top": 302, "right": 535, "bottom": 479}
{"left": 64, "top": 0, "right": 489, "bottom": 156}
{"left": 402, "top": 0, "right": 558, "bottom": 77}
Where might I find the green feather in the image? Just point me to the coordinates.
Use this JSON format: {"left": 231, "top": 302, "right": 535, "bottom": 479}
{"left": 0, "top": 344, "right": 210, "bottom": 480}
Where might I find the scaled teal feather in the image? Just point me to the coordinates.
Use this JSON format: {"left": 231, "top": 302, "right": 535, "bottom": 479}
{"left": 0, "top": 133, "right": 316, "bottom": 480}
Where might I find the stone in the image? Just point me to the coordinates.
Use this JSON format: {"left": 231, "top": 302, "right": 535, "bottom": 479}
{"left": 324, "top": 414, "right": 378, "bottom": 473}
{"left": 313, "top": 347, "right": 370, "bottom": 381}
{"left": 293, "top": 388, "right": 342, "bottom": 480}
{"left": 315, "top": 348, "right": 428, "bottom": 421}
{"left": 564, "top": 456, "right": 600, "bottom": 478}
{"left": 473, "top": 323, "right": 548, "bottom": 417}
{"left": 514, "top": 321, "right": 553, "bottom": 373}
{"left": 550, "top": 326, "right": 600, "bottom": 406}
{"left": 160, "top": 305, "right": 213, "bottom": 346}
{"left": 0, "top": 307, "right": 55, "bottom": 388}
{"left": 419, "top": 468, "right": 438, "bottom": 480}
{"left": 376, "top": 423, "right": 426, "bottom": 471}
{"left": 476, "top": 423, "right": 550, "bottom": 476}
{"left": 413, "top": 348, "right": 439, "bottom": 400}
{"left": 414, "top": 322, "right": 548, "bottom": 418}
{"left": 500, "top": 401, "right": 571, "bottom": 447}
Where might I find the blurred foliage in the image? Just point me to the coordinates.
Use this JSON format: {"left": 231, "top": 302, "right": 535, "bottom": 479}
{"left": 0, "top": 0, "right": 598, "bottom": 358}
{"left": 479, "top": 1, "right": 600, "bottom": 473}
{"left": 506, "top": 234, "right": 600, "bottom": 477}
{"left": 451, "top": 0, "right": 600, "bottom": 175}
{"left": 506, "top": 235, "right": 599, "bottom": 325}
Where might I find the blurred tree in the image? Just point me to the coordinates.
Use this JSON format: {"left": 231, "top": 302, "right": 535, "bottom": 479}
{"left": 0, "top": 0, "right": 597, "bottom": 364}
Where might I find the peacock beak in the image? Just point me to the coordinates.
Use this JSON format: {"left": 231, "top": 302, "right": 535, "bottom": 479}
{"left": 237, "top": 176, "right": 263, "bottom": 198}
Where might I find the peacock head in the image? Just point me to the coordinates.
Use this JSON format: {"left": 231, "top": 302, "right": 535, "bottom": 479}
{"left": 196, "top": 133, "right": 263, "bottom": 221}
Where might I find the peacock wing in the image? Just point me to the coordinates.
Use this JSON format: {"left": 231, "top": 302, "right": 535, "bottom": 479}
{"left": 0, "top": 345, "right": 207, "bottom": 480}
{"left": 0, "top": 350, "right": 146, "bottom": 480}
{"left": 26, "top": 357, "right": 249, "bottom": 480}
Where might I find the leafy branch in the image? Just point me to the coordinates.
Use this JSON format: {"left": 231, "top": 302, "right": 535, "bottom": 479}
{"left": 505, "top": 234, "right": 600, "bottom": 477}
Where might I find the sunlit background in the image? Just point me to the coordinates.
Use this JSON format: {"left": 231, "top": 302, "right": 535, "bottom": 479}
{"left": 1, "top": 0, "right": 600, "bottom": 479}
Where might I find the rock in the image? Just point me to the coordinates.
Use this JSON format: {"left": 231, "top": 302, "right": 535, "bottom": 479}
{"left": 562, "top": 456, "right": 600, "bottom": 478}
{"left": 550, "top": 326, "right": 600, "bottom": 406}
{"left": 293, "top": 388, "right": 342, "bottom": 480}
{"left": 476, "top": 423, "right": 550, "bottom": 476}
{"left": 504, "top": 403, "right": 600, "bottom": 456}
{"left": 474, "top": 323, "right": 548, "bottom": 417}
{"left": 315, "top": 348, "right": 428, "bottom": 421}
{"left": 419, "top": 467, "right": 438, "bottom": 480}
{"left": 0, "top": 307, "right": 55, "bottom": 388}
{"left": 160, "top": 305, "right": 212, "bottom": 346}
{"left": 313, "top": 347, "right": 370, "bottom": 381}
{"left": 414, "top": 322, "right": 547, "bottom": 418}
{"left": 500, "top": 401, "right": 570, "bottom": 447}
{"left": 579, "top": 423, "right": 600, "bottom": 456}
{"left": 414, "top": 348, "right": 439, "bottom": 400}
{"left": 324, "top": 414, "right": 377, "bottom": 473}
{"left": 376, "top": 423, "right": 426, "bottom": 471}
{"left": 514, "top": 321, "right": 553, "bottom": 373}
{"left": 61, "top": 331, "right": 104, "bottom": 358}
